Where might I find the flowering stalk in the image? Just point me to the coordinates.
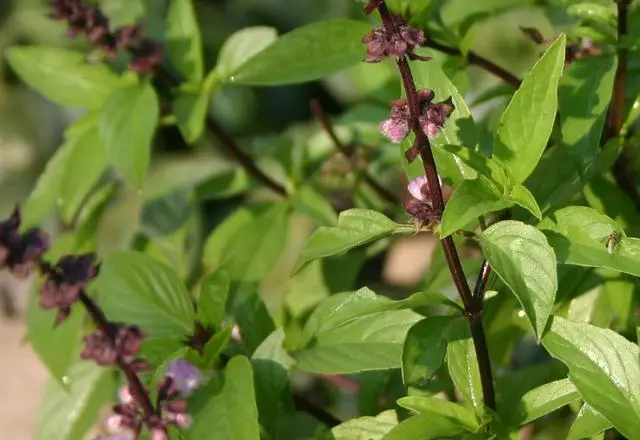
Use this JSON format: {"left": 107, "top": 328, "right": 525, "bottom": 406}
{"left": 361, "top": 0, "right": 496, "bottom": 411}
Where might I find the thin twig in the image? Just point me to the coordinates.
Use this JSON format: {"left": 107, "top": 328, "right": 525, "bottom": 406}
{"left": 309, "top": 99, "right": 399, "bottom": 205}
{"left": 376, "top": 2, "right": 496, "bottom": 411}
{"left": 292, "top": 394, "right": 341, "bottom": 427}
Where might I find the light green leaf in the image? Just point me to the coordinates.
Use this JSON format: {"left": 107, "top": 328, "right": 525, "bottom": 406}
{"left": 567, "top": 403, "right": 613, "bottom": 440}
{"left": 446, "top": 319, "right": 483, "bottom": 408}
{"left": 381, "top": 413, "right": 467, "bottom": 440}
{"left": 398, "top": 396, "right": 479, "bottom": 430}
{"left": 542, "top": 316, "right": 640, "bottom": 438}
{"left": 165, "top": 0, "right": 203, "bottom": 81}
{"left": 35, "top": 361, "right": 115, "bottom": 440}
{"left": 200, "top": 326, "right": 233, "bottom": 369}
{"left": 538, "top": 205, "right": 640, "bottom": 277}
{"left": 216, "top": 26, "right": 278, "bottom": 81}
{"left": 509, "top": 184, "right": 542, "bottom": 220}
{"left": 494, "top": 35, "right": 566, "bottom": 183}
{"left": 172, "top": 70, "right": 218, "bottom": 143}
{"left": 402, "top": 316, "right": 456, "bottom": 390}
{"left": 197, "top": 269, "right": 230, "bottom": 329}
{"left": 94, "top": 251, "right": 195, "bottom": 337}
{"left": 567, "top": 2, "right": 616, "bottom": 26}
{"left": 293, "top": 185, "right": 338, "bottom": 226}
{"left": 6, "top": 46, "right": 121, "bottom": 108}
{"left": 559, "top": 55, "right": 617, "bottom": 175}
{"left": 99, "top": 81, "right": 159, "bottom": 189}
{"left": 295, "top": 309, "right": 422, "bottom": 374}
{"left": 328, "top": 410, "right": 398, "bottom": 440}
{"left": 438, "top": 144, "right": 510, "bottom": 185}
{"left": 186, "top": 355, "right": 260, "bottom": 440}
{"left": 479, "top": 220, "right": 557, "bottom": 339}
{"left": 231, "top": 19, "right": 370, "bottom": 85}
{"left": 512, "top": 379, "right": 580, "bottom": 425}
{"left": 294, "top": 209, "right": 411, "bottom": 273}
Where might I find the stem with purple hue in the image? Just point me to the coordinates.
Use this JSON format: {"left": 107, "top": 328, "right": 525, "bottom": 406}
{"left": 309, "top": 99, "right": 399, "bottom": 205}
{"left": 375, "top": 1, "right": 496, "bottom": 411}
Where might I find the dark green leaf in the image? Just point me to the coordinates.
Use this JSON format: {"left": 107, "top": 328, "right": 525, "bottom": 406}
{"left": 566, "top": 403, "right": 613, "bottom": 440}
{"left": 493, "top": 35, "right": 566, "bottom": 183}
{"left": 538, "top": 206, "right": 640, "bottom": 276}
{"left": 201, "top": 326, "right": 233, "bottom": 369}
{"left": 231, "top": 19, "right": 370, "bottom": 85}
{"left": 165, "top": 0, "right": 203, "bottom": 81}
{"left": 402, "top": 316, "right": 456, "bottom": 390}
{"left": 559, "top": 56, "right": 617, "bottom": 175}
{"left": 479, "top": 220, "right": 557, "bottom": 339}
{"left": 327, "top": 410, "right": 398, "bottom": 440}
{"left": 446, "top": 318, "right": 483, "bottom": 409}
{"left": 542, "top": 316, "right": 640, "bottom": 438}
{"left": 197, "top": 269, "right": 230, "bottom": 329}
{"left": 216, "top": 26, "right": 278, "bottom": 81}
{"left": 35, "top": 361, "right": 115, "bottom": 440}
{"left": 398, "top": 396, "right": 479, "bottom": 431}
{"left": 99, "top": 80, "right": 159, "bottom": 189}
{"left": 186, "top": 355, "right": 260, "bottom": 440}
{"left": 94, "top": 251, "right": 195, "bottom": 337}
{"left": 6, "top": 46, "right": 121, "bottom": 108}
{"left": 294, "top": 209, "right": 411, "bottom": 273}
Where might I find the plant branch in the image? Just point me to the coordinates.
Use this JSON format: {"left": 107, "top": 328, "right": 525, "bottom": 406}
{"left": 309, "top": 99, "right": 399, "bottom": 205}
{"left": 421, "top": 39, "right": 521, "bottom": 88}
{"left": 376, "top": 1, "right": 496, "bottom": 411}
{"left": 292, "top": 394, "right": 342, "bottom": 427}
{"left": 77, "top": 292, "right": 159, "bottom": 423}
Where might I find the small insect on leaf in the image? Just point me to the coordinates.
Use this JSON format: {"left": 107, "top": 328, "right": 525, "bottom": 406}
{"left": 606, "top": 231, "right": 620, "bottom": 254}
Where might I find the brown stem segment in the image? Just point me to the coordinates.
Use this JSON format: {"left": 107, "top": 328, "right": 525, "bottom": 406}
{"left": 376, "top": 1, "right": 496, "bottom": 411}
{"left": 78, "top": 292, "right": 159, "bottom": 422}
{"left": 309, "top": 99, "right": 399, "bottom": 205}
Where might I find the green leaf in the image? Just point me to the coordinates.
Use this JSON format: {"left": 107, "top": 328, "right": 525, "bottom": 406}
{"left": 559, "top": 55, "right": 617, "bottom": 176}
{"left": 295, "top": 308, "right": 422, "bottom": 374}
{"left": 165, "top": 0, "right": 203, "bottom": 81}
{"left": 6, "top": 46, "right": 121, "bottom": 108}
{"left": 381, "top": 413, "right": 467, "bottom": 440}
{"left": 99, "top": 81, "right": 159, "bottom": 189}
{"left": 94, "top": 251, "right": 195, "bottom": 337}
{"left": 216, "top": 26, "right": 278, "bottom": 81}
{"left": 186, "top": 355, "right": 260, "bottom": 440}
{"left": 327, "top": 410, "right": 398, "bottom": 440}
{"left": 402, "top": 316, "right": 456, "bottom": 390}
{"left": 567, "top": 2, "right": 616, "bottom": 26}
{"left": 479, "top": 220, "right": 558, "bottom": 339}
{"left": 493, "top": 35, "right": 566, "bottom": 183}
{"left": 538, "top": 206, "right": 640, "bottom": 277}
{"left": 510, "top": 379, "right": 580, "bottom": 425}
{"left": 446, "top": 318, "right": 483, "bottom": 409}
{"left": 197, "top": 269, "right": 230, "bottom": 329}
{"left": 200, "top": 326, "right": 233, "bottom": 369}
{"left": 294, "top": 209, "right": 411, "bottom": 273}
{"left": 438, "top": 144, "right": 510, "bottom": 185}
{"left": 231, "top": 19, "right": 370, "bottom": 85}
{"left": 542, "top": 316, "right": 640, "bottom": 438}
{"left": 398, "top": 396, "right": 479, "bottom": 431}
{"left": 251, "top": 329, "right": 295, "bottom": 438}
{"left": 509, "top": 184, "right": 542, "bottom": 220}
{"left": 35, "top": 361, "right": 115, "bottom": 440}
{"left": 407, "top": 59, "right": 478, "bottom": 184}
{"left": 567, "top": 404, "right": 613, "bottom": 440}
{"left": 293, "top": 185, "right": 338, "bottom": 226}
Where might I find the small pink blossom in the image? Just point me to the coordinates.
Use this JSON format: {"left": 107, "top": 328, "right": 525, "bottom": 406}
{"left": 407, "top": 176, "right": 428, "bottom": 201}
{"left": 379, "top": 118, "right": 410, "bottom": 143}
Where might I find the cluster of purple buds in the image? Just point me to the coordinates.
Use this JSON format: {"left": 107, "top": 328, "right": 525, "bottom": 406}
{"left": 81, "top": 323, "right": 148, "bottom": 371}
{"left": 520, "top": 27, "right": 602, "bottom": 65}
{"left": 362, "top": 17, "right": 426, "bottom": 63}
{"left": 405, "top": 176, "right": 441, "bottom": 228}
{"left": 379, "top": 89, "right": 455, "bottom": 154}
{"left": 39, "top": 253, "right": 99, "bottom": 325}
{"left": 98, "top": 360, "right": 202, "bottom": 440}
{"left": 0, "top": 208, "right": 49, "bottom": 278}
{"left": 49, "top": 0, "right": 163, "bottom": 74}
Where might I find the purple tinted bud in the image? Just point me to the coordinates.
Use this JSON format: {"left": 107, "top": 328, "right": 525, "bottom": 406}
{"left": 379, "top": 118, "right": 410, "bottom": 143}
{"left": 166, "top": 360, "right": 202, "bottom": 395}
{"left": 407, "top": 176, "right": 428, "bottom": 201}
{"left": 362, "top": 19, "right": 425, "bottom": 63}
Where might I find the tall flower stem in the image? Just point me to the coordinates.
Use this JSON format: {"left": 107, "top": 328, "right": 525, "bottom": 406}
{"left": 375, "top": 1, "right": 496, "bottom": 411}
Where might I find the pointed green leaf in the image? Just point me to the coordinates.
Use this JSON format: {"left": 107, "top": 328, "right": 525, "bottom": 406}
{"left": 94, "top": 251, "right": 196, "bottom": 337}
{"left": 231, "top": 19, "right": 370, "bottom": 85}
{"left": 186, "top": 355, "right": 260, "bottom": 440}
{"left": 538, "top": 206, "right": 640, "bottom": 277}
{"left": 382, "top": 413, "right": 467, "bottom": 440}
{"left": 567, "top": 403, "right": 613, "bottom": 440}
{"left": 398, "top": 396, "right": 479, "bottom": 431}
{"left": 446, "top": 319, "right": 483, "bottom": 408}
{"left": 36, "top": 361, "right": 115, "bottom": 440}
{"left": 165, "top": 0, "right": 203, "bottom": 81}
{"left": 295, "top": 209, "right": 411, "bottom": 272}
{"left": 6, "top": 46, "right": 121, "bottom": 108}
{"left": 479, "top": 220, "right": 557, "bottom": 339}
{"left": 197, "top": 269, "right": 230, "bottom": 329}
{"left": 494, "top": 35, "right": 566, "bottom": 183}
{"left": 542, "top": 316, "right": 640, "bottom": 438}
{"left": 511, "top": 379, "right": 580, "bottom": 425}
{"left": 327, "top": 410, "right": 398, "bottom": 440}
{"left": 216, "top": 26, "right": 278, "bottom": 81}
{"left": 200, "top": 326, "right": 233, "bottom": 369}
{"left": 509, "top": 184, "right": 542, "bottom": 220}
{"left": 99, "top": 81, "right": 159, "bottom": 189}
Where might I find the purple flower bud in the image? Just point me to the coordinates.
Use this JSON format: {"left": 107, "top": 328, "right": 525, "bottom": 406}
{"left": 150, "top": 428, "right": 168, "bottom": 440}
{"left": 379, "top": 118, "right": 410, "bottom": 143}
{"left": 407, "top": 176, "right": 429, "bottom": 201}
{"left": 166, "top": 360, "right": 202, "bottom": 395}
{"left": 361, "top": 19, "right": 425, "bottom": 63}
